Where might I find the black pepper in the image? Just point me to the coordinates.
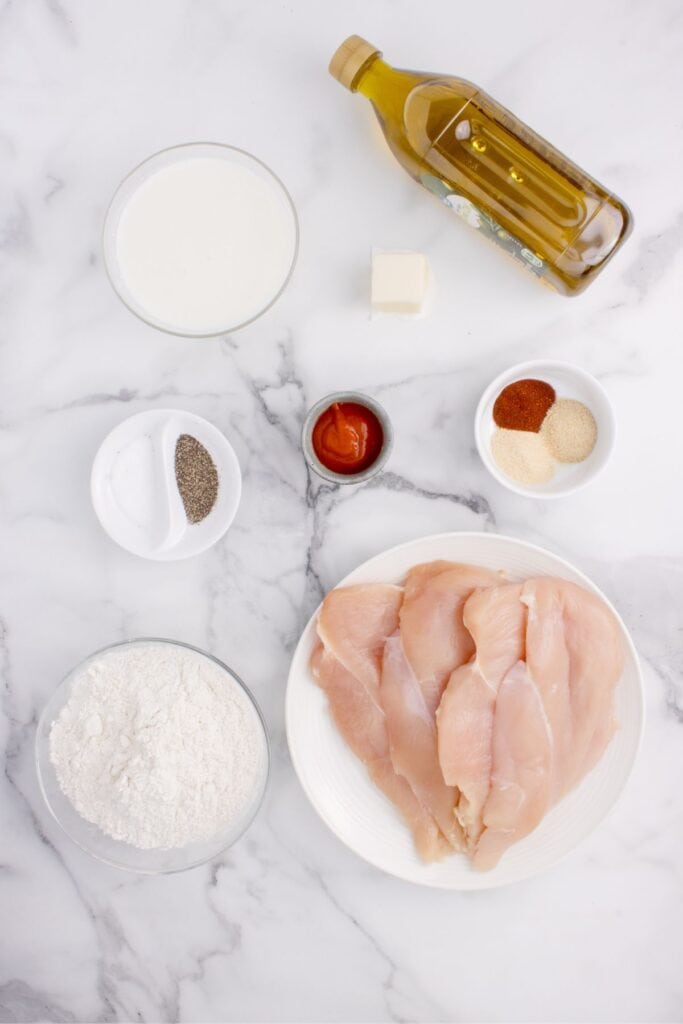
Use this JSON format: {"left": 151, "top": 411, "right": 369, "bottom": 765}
{"left": 174, "top": 434, "right": 219, "bottom": 524}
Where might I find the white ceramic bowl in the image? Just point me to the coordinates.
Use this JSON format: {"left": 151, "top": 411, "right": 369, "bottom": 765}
{"left": 475, "top": 360, "right": 616, "bottom": 498}
{"left": 36, "top": 639, "right": 270, "bottom": 874}
{"left": 286, "top": 532, "right": 644, "bottom": 890}
{"left": 91, "top": 409, "right": 242, "bottom": 560}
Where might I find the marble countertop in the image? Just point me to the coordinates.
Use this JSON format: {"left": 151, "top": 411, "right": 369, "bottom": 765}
{"left": 1, "top": 2, "right": 682, "bottom": 1022}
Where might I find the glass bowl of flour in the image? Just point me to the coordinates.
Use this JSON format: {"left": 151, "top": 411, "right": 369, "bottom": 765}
{"left": 35, "top": 639, "right": 269, "bottom": 873}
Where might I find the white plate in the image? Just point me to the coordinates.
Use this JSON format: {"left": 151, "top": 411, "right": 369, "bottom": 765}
{"left": 286, "top": 532, "right": 644, "bottom": 889}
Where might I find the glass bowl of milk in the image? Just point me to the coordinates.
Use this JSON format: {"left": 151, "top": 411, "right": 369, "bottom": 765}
{"left": 103, "top": 143, "right": 299, "bottom": 337}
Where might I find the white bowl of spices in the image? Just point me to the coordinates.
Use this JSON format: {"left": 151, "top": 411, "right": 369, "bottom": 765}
{"left": 475, "top": 360, "right": 616, "bottom": 498}
{"left": 91, "top": 409, "right": 241, "bottom": 559}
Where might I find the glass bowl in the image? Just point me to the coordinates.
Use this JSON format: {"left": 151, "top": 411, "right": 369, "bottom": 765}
{"left": 102, "top": 142, "right": 299, "bottom": 337}
{"left": 35, "top": 638, "right": 270, "bottom": 873}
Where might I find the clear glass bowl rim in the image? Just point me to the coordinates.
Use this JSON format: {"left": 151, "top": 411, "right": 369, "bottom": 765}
{"left": 102, "top": 141, "right": 300, "bottom": 338}
{"left": 35, "top": 636, "right": 271, "bottom": 874}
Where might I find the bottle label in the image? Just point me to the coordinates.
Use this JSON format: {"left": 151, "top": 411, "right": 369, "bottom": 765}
{"left": 420, "top": 173, "right": 547, "bottom": 279}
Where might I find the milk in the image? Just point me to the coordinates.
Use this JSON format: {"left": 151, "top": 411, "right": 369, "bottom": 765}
{"left": 114, "top": 155, "right": 297, "bottom": 335}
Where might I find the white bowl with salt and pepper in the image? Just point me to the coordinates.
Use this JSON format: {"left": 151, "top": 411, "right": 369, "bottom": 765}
{"left": 475, "top": 360, "right": 616, "bottom": 499}
{"left": 91, "top": 409, "right": 241, "bottom": 559}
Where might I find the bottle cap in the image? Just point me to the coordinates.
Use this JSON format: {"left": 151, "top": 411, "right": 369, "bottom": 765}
{"left": 329, "top": 35, "right": 381, "bottom": 91}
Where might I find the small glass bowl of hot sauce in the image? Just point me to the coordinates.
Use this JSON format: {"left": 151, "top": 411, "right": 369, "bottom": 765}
{"left": 302, "top": 391, "right": 394, "bottom": 484}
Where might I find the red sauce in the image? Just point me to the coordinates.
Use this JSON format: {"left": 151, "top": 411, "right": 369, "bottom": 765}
{"left": 312, "top": 401, "right": 384, "bottom": 476}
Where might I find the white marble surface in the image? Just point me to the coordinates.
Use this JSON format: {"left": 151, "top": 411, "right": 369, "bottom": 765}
{"left": 1, "top": 2, "right": 682, "bottom": 1022}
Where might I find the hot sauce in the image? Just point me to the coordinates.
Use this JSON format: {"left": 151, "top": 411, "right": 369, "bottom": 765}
{"left": 311, "top": 401, "right": 384, "bottom": 475}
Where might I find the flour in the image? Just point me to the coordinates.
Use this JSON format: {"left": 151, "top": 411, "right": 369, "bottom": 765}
{"left": 49, "top": 641, "right": 266, "bottom": 850}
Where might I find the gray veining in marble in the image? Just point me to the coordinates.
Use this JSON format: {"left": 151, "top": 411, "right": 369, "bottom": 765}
{"left": 1, "top": 1, "right": 682, "bottom": 1022}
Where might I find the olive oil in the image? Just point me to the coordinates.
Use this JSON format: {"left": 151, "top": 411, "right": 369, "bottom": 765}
{"left": 330, "top": 36, "right": 632, "bottom": 295}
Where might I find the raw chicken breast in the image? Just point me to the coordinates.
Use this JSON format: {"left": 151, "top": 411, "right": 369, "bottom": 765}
{"left": 399, "top": 562, "right": 501, "bottom": 711}
{"left": 317, "top": 583, "right": 403, "bottom": 701}
{"left": 311, "top": 642, "right": 449, "bottom": 862}
{"left": 381, "top": 632, "right": 463, "bottom": 850}
{"left": 521, "top": 577, "right": 624, "bottom": 797}
{"left": 313, "top": 582, "right": 450, "bottom": 860}
{"left": 437, "top": 583, "right": 526, "bottom": 846}
{"left": 310, "top": 567, "right": 624, "bottom": 872}
{"left": 473, "top": 659, "right": 554, "bottom": 871}
{"left": 381, "top": 562, "right": 500, "bottom": 852}
{"left": 474, "top": 577, "right": 624, "bottom": 870}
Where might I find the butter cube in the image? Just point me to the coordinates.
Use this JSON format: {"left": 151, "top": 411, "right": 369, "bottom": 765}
{"left": 371, "top": 251, "right": 429, "bottom": 316}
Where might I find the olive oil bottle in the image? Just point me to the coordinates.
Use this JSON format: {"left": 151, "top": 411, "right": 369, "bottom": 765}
{"left": 330, "top": 36, "right": 632, "bottom": 295}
